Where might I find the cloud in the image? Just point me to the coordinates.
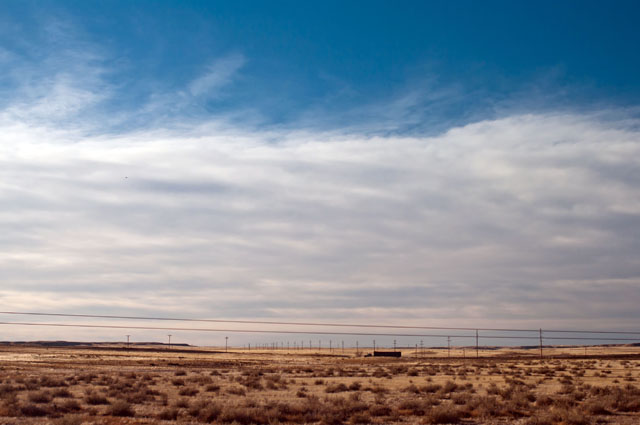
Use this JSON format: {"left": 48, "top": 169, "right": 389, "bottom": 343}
{"left": 188, "top": 53, "right": 246, "bottom": 97}
{"left": 0, "top": 17, "right": 111, "bottom": 132}
{"left": 1, "top": 108, "right": 640, "bottom": 345}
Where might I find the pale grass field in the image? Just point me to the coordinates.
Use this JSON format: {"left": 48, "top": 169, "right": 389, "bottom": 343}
{"left": 0, "top": 344, "right": 639, "bottom": 424}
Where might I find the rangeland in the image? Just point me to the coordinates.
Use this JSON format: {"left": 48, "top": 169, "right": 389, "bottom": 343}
{"left": 0, "top": 344, "right": 638, "bottom": 424}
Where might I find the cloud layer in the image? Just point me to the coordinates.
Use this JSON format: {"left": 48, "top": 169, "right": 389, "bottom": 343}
{"left": 1, "top": 108, "right": 640, "bottom": 343}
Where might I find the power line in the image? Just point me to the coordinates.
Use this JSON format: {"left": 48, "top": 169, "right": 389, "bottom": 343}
{"left": 1, "top": 321, "right": 640, "bottom": 341}
{"left": 0, "top": 311, "right": 638, "bottom": 335}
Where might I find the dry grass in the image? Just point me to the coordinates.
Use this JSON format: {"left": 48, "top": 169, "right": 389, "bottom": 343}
{"left": 0, "top": 344, "right": 638, "bottom": 424}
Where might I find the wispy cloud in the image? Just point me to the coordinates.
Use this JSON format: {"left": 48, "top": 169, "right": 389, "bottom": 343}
{"left": 188, "top": 53, "right": 246, "bottom": 97}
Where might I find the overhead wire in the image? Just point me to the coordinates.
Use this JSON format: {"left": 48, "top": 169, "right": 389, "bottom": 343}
{"left": 1, "top": 311, "right": 638, "bottom": 335}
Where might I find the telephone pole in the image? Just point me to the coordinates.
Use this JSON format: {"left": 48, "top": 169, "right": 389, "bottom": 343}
{"left": 539, "top": 329, "right": 543, "bottom": 359}
{"left": 475, "top": 329, "right": 479, "bottom": 358}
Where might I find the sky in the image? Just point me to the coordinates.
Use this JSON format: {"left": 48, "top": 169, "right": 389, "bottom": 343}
{"left": 1, "top": 1, "right": 640, "bottom": 346}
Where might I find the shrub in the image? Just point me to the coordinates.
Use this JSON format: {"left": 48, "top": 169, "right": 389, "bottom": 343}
{"left": 583, "top": 400, "right": 609, "bottom": 415}
{"left": 325, "top": 383, "right": 348, "bottom": 393}
{"left": 77, "top": 373, "right": 97, "bottom": 383}
{"left": 368, "top": 385, "right": 388, "bottom": 394}
{"left": 451, "top": 392, "right": 472, "bottom": 405}
{"left": 227, "top": 386, "right": 246, "bottom": 396}
{"left": 52, "top": 388, "right": 72, "bottom": 398}
{"left": 158, "top": 407, "right": 179, "bottom": 420}
{"left": 404, "top": 384, "right": 420, "bottom": 394}
{"left": 179, "top": 386, "right": 199, "bottom": 396}
{"left": 107, "top": 400, "right": 134, "bottom": 417}
{"left": 441, "top": 380, "right": 458, "bottom": 393}
{"left": 85, "top": 392, "right": 109, "bottom": 405}
{"left": 58, "top": 399, "right": 81, "bottom": 413}
{"left": 468, "top": 395, "right": 502, "bottom": 418}
{"left": 28, "top": 390, "right": 52, "bottom": 403}
{"left": 205, "top": 383, "right": 221, "bottom": 392}
{"left": 198, "top": 403, "right": 223, "bottom": 422}
{"left": 238, "top": 375, "right": 264, "bottom": 390}
{"left": 175, "top": 398, "right": 190, "bottom": 408}
{"left": 219, "top": 406, "right": 271, "bottom": 424}
{"left": 425, "top": 404, "right": 463, "bottom": 424}
{"left": 370, "top": 404, "right": 392, "bottom": 416}
{"left": 0, "top": 384, "right": 19, "bottom": 398}
{"left": 549, "top": 407, "right": 590, "bottom": 425}
{"left": 40, "top": 376, "right": 67, "bottom": 388}
{"left": 421, "top": 383, "right": 442, "bottom": 393}
{"left": 20, "top": 403, "right": 48, "bottom": 417}
{"left": 397, "top": 399, "right": 432, "bottom": 416}
{"left": 350, "top": 412, "right": 371, "bottom": 424}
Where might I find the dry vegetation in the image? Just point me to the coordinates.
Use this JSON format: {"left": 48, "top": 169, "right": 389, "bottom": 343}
{"left": 0, "top": 344, "right": 639, "bottom": 424}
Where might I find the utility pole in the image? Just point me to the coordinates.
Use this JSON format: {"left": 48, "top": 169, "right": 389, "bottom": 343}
{"left": 168, "top": 334, "right": 172, "bottom": 350}
{"left": 225, "top": 336, "right": 228, "bottom": 352}
{"left": 475, "top": 329, "right": 479, "bottom": 358}
{"left": 329, "top": 340, "right": 332, "bottom": 352}
{"left": 356, "top": 340, "right": 359, "bottom": 355}
{"left": 447, "top": 336, "right": 451, "bottom": 358}
{"left": 393, "top": 339, "right": 396, "bottom": 352}
{"left": 373, "top": 339, "right": 376, "bottom": 352}
{"left": 539, "top": 329, "right": 543, "bottom": 359}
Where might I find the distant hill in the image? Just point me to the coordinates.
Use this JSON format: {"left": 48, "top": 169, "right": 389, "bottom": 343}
{"left": 0, "top": 340, "right": 190, "bottom": 347}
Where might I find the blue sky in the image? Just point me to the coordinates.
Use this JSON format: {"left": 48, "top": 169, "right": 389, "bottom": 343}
{"left": 1, "top": 1, "right": 640, "bottom": 345}
{"left": 3, "top": 1, "right": 640, "bottom": 132}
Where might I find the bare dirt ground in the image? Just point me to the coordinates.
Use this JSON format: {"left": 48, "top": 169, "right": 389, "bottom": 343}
{"left": 0, "top": 344, "right": 639, "bottom": 425}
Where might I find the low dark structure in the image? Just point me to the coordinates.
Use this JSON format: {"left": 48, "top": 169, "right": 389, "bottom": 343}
{"left": 373, "top": 351, "right": 401, "bottom": 357}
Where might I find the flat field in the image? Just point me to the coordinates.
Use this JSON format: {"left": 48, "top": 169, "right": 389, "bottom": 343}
{"left": 0, "top": 344, "right": 639, "bottom": 424}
